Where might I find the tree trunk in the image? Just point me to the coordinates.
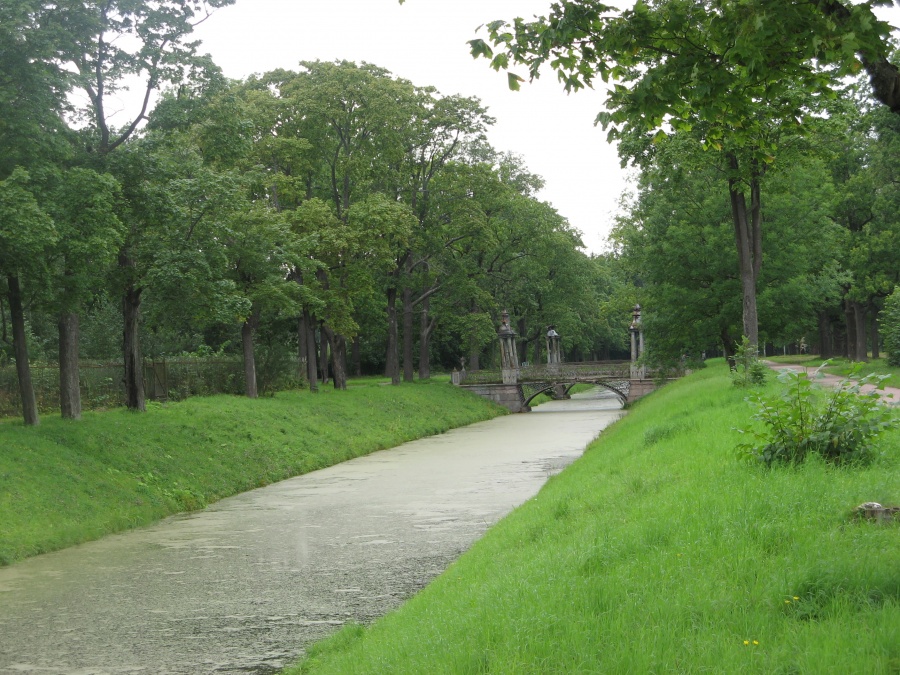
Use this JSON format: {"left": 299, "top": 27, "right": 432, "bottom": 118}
{"left": 241, "top": 310, "right": 259, "bottom": 399}
{"left": 385, "top": 287, "right": 400, "bottom": 385}
{"left": 122, "top": 281, "right": 145, "bottom": 412}
{"left": 853, "top": 301, "right": 868, "bottom": 362}
{"left": 319, "top": 321, "right": 330, "bottom": 384}
{"left": 7, "top": 275, "right": 39, "bottom": 425}
{"left": 419, "top": 295, "right": 435, "bottom": 380}
{"left": 298, "top": 314, "right": 308, "bottom": 384}
{"left": 351, "top": 336, "right": 362, "bottom": 377}
{"left": 727, "top": 155, "right": 762, "bottom": 348}
{"left": 872, "top": 311, "right": 880, "bottom": 359}
{"left": 844, "top": 299, "right": 857, "bottom": 360}
{"left": 721, "top": 329, "right": 736, "bottom": 370}
{"left": 323, "top": 326, "right": 348, "bottom": 390}
{"left": 58, "top": 311, "right": 82, "bottom": 420}
{"left": 402, "top": 287, "right": 415, "bottom": 382}
{"left": 304, "top": 308, "right": 318, "bottom": 393}
{"left": 818, "top": 310, "right": 833, "bottom": 359}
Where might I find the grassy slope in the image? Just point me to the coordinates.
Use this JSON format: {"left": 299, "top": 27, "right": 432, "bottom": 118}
{"left": 0, "top": 380, "right": 503, "bottom": 566}
{"left": 294, "top": 362, "right": 900, "bottom": 674}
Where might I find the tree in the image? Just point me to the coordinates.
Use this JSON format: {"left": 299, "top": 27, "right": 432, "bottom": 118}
{"left": 48, "top": 0, "right": 235, "bottom": 411}
{"left": 0, "top": 2, "right": 72, "bottom": 425}
{"left": 46, "top": 168, "right": 123, "bottom": 419}
{"left": 0, "top": 170, "right": 57, "bottom": 425}
{"left": 470, "top": 0, "right": 898, "bottom": 347}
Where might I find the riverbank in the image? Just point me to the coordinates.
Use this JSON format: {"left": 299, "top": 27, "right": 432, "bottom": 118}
{"left": 0, "top": 380, "right": 504, "bottom": 566}
{"left": 0, "top": 385, "right": 620, "bottom": 673}
{"left": 293, "top": 361, "right": 900, "bottom": 674}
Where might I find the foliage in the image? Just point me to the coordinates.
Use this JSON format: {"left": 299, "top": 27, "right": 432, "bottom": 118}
{"left": 738, "top": 364, "right": 896, "bottom": 466}
{"left": 287, "top": 362, "right": 900, "bottom": 674}
{"left": 731, "top": 335, "right": 768, "bottom": 388}
{"left": 884, "top": 286, "right": 900, "bottom": 367}
{"left": 0, "top": 380, "right": 504, "bottom": 566}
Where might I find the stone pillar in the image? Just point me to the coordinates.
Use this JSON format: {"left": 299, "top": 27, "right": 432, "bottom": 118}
{"left": 630, "top": 304, "right": 646, "bottom": 379}
{"left": 546, "top": 326, "right": 561, "bottom": 366}
{"left": 498, "top": 309, "right": 519, "bottom": 384}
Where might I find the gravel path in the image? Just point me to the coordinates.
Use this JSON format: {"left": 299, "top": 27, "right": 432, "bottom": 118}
{"left": 0, "top": 391, "right": 622, "bottom": 674}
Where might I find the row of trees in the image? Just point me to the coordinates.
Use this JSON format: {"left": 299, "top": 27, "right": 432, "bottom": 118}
{"left": 474, "top": 0, "right": 900, "bottom": 366}
{"left": 1, "top": 2, "right": 630, "bottom": 425}
{"left": 611, "top": 92, "right": 900, "bottom": 364}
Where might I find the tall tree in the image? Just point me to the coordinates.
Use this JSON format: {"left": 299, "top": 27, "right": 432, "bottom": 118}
{"left": 471, "top": 0, "right": 897, "bottom": 346}
{"left": 50, "top": 0, "right": 235, "bottom": 411}
{"left": 0, "top": 170, "right": 57, "bottom": 425}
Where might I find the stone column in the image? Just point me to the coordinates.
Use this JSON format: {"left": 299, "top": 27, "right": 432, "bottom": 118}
{"left": 630, "top": 304, "right": 646, "bottom": 379}
{"left": 546, "top": 326, "right": 561, "bottom": 368}
{"left": 498, "top": 310, "right": 519, "bottom": 384}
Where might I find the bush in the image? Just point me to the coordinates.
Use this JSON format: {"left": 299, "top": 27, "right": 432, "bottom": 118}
{"left": 730, "top": 335, "right": 767, "bottom": 388}
{"left": 883, "top": 288, "right": 900, "bottom": 367}
{"left": 737, "top": 364, "right": 896, "bottom": 466}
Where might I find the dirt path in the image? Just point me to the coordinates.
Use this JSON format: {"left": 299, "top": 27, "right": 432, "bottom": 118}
{"left": 0, "top": 391, "right": 622, "bottom": 674}
{"left": 762, "top": 361, "right": 900, "bottom": 405}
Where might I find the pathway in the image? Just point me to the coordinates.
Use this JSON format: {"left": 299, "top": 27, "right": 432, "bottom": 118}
{"left": 0, "top": 390, "right": 622, "bottom": 674}
{"left": 763, "top": 361, "right": 900, "bottom": 405}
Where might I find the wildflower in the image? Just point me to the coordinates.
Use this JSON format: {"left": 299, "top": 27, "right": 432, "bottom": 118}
{"left": 753, "top": 641, "right": 759, "bottom": 646}
{"left": 743, "top": 640, "right": 750, "bottom": 646}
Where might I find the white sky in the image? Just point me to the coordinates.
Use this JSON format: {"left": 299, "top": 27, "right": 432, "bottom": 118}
{"left": 189, "top": 0, "right": 627, "bottom": 254}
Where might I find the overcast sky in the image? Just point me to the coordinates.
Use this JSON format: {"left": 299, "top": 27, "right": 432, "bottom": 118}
{"left": 189, "top": 0, "right": 628, "bottom": 254}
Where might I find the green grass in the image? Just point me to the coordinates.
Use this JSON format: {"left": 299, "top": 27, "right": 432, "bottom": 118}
{"left": 824, "top": 358, "right": 900, "bottom": 388}
{"left": 0, "top": 379, "right": 504, "bottom": 566}
{"left": 766, "top": 355, "right": 900, "bottom": 388}
{"left": 290, "top": 361, "right": 900, "bottom": 674}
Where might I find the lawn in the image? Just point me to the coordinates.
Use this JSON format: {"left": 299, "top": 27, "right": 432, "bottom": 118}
{"left": 291, "top": 361, "right": 900, "bottom": 674}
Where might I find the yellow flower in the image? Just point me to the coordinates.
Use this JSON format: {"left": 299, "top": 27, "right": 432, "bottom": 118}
{"left": 743, "top": 640, "right": 750, "bottom": 646}
{"left": 753, "top": 641, "right": 759, "bottom": 646}
{"left": 793, "top": 596, "right": 799, "bottom": 600}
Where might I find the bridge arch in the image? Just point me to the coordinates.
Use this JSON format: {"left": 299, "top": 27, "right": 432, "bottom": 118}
{"left": 521, "top": 379, "right": 629, "bottom": 408}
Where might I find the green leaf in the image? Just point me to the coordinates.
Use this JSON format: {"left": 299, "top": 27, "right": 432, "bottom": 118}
{"left": 507, "top": 72, "right": 524, "bottom": 91}
{"left": 469, "top": 39, "right": 494, "bottom": 60}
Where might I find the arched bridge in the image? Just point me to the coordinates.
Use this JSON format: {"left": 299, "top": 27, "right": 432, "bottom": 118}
{"left": 451, "top": 306, "right": 667, "bottom": 412}
{"left": 453, "top": 362, "right": 660, "bottom": 412}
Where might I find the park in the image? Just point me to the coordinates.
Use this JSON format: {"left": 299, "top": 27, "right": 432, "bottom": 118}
{"left": 2, "top": 0, "right": 900, "bottom": 673}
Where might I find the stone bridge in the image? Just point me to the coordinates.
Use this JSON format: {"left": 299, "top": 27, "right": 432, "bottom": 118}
{"left": 452, "top": 306, "right": 670, "bottom": 412}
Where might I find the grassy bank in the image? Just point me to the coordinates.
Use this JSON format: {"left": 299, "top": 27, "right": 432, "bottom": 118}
{"left": 293, "top": 362, "right": 899, "bottom": 674}
{"left": 0, "top": 380, "right": 503, "bottom": 566}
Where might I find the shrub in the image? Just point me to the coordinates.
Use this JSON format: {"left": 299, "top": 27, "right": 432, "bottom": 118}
{"left": 737, "top": 364, "right": 896, "bottom": 466}
{"left": 731, "top": 335, "right": 767, "bottom": 388}
{"left": 883, "top": 288, "right": 900, "bottom": 367}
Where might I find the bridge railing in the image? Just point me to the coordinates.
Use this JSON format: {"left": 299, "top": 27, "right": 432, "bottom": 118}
{"left": 454, "top": 361, "right": 657, "bottom": 386}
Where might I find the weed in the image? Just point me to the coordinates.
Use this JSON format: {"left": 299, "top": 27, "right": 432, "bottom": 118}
{"left": 730, "top": 335, "right": 767, "bottom": 388}
{"left": 737, "top": 364, "right": 897, "bottom": 466}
